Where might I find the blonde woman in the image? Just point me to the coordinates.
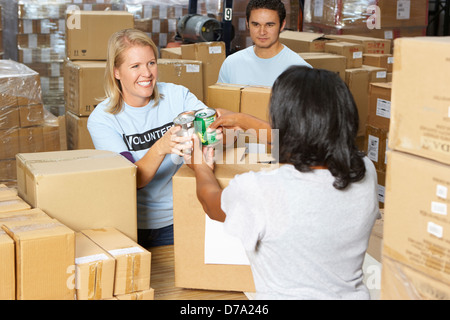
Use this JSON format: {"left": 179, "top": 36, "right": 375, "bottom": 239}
{"left": 87, "top": 29, "right": 207, "bottom": 247}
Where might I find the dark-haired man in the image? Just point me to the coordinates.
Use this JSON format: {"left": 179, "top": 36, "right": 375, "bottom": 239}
{"left": 217, "top": 0, "right": 311, "bottom": 86}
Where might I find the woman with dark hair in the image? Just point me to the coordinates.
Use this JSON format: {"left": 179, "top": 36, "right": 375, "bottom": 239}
{"left": 185, "top": 66, "right": 379, "bottom": 299}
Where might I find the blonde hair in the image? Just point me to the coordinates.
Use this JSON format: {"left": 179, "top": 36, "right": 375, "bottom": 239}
{"left": 104, "top": 28, "right": 162, "bottom": 114}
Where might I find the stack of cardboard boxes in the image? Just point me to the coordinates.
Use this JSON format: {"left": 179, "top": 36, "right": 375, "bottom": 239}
{"left": 63, "top": 10, "right": 134, "bottom": 150}
{"left": 0, "top": 60, "right": 62, "bottom": 187}
{"left": 381, "top": 37, "right": 450, "bottom": 299}
{"left": 0, "top": 147, "right": 153, "bottom": 300}
{"left": 302, "top": 0, "right": 428, "bottom": 40}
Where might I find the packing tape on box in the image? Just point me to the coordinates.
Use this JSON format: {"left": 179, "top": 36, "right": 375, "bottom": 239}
{"left": 76, "top": 254, "right": 110, "bottom": 300}
{"left": 108, "top": 247, "right": 144, "bottom": 294}
{"left": 5, "top": 221, "right": 64, "bottom": 233}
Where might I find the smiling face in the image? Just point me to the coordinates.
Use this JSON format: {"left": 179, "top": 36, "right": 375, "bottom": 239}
{"left": 247, "top": 8, "right": 285, "bottom": 52}
{"left": 114, "top": 44, "right": 158, "bottom": 107}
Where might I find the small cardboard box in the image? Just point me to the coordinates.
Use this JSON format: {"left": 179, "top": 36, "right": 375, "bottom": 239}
{"left": 240, "top": 86, "right": 271, "bottom": 122}
{"left": 173, "top": 154, "right": 275, "bottom": 292}
{"left": 81, "top": 227, "right": 151, "bottom": 295}
{"left": 64, "top": 60, "right": 106, "bottom": 116}
{"left": 367, "top": 82, "right": 392, "bottom": 131}
{"left": 206, "top": 83, "right": 246, "bottom": 113}
{"left": 157, "top": 59, "right": 203, "bottom": 101}
{"left": 115, "top": 288, "right": 155, "bottom": 300}
{"left": 324, "top": 41, "right": 364, "bottom": 69}
{"left": 299, "top": 52, "right": 346, "bottom": 81}
{"left": 75, "top": 232, "right": 115, "bottom": 300}
{"left": 66, "top": 11, "right": 134, "bottom": 60}
{"left": 1, "top": 218, "right": 75, "bottom": 300}
{"left": 0, "top": 229, "right": 15, "bottom": 300}
{"left": 65, "top": 111, "right": 95, "bottom": 150}
{"left": 363, "top": 53, "right": 394, "bottom": 73}
{"left": 389, "top": 37, "right": 450, "bottom": 165}
{"left": 279, "top": 30, "right": 334, "bottom": 52}
{"left": 345, "top": 68, "right": 369, "bottom": 136}
{"left": 181, "top": 42, "right": 226, "bottom": 102}
{"left": 383, "top": 150, "right": 450, "bottom": 286}
{"left": 0, "top": 196, "right": 31, "bottom": 213}
{"left": 365, "top": 125, "right": 389, "bottom": 172}
{"left": 326, "top": 34, "right": 391, "bottom": 54}
{"left": 16, "top": 149, "right": 138, "bottom": 241}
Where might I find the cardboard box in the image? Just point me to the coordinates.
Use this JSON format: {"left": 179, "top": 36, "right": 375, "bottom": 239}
{"left": 383, "top": 150, "right": 450, "bottom": 286}
{"left": 206, "top": 83, "right": 246, "bottom": 113}
{"left": 0, "top": 128, "right": 20, "bottom": 160}
{"left": 0, "top": 160, "right": 17, "bottom": 182}
{"left": 66, "top": 11, "right": 134, "bottom": 60}
{"left": 173, "top": 155, "right": 275, "bottom": 292}
{"left": 81, "top": 227, "right": 151, "bottom": 295}
{"left": 367, "top": 209, "right": 383, "bottom": 262}
{"left": 326, "top": 35, "right": 391, "bottom": 54}
{"left": 367, "top": 82, "right": 392, "bottom": 131}
{"left": 16, "top": 149, "right": 138, "bottom": 241}
{"left": 376, "top": 170, "right": 386, "bottom": 209}
{"left": 240, "top": 86, "right": 271, "bottom": 122}
{"left": 0, "top": 208, "right": 49, "bottom": 223}
{"left": 381, "top": 254, "right": 450, "bottom": 300}
{"left": 18, "top": 126, "right": 45, "bottom": 154}
{"left": 18, "top": 104, "right": 44, "bottom": 127}
{"left": 160, "top": 47, "right": 182, "bottom": 59}
{"left": 64, "top": 60, "right": 106, "bottom": 116}
{"left": 389, "top": 37, "right": 450, "bottom": 165}
{"left": 157, "top": 59, "right": 203, "bottom": 101}
{"left": 0, "top": 229, "right": 15, "bottom": 300}
{"left": 324, "top": 41, "right": 363, "bottom": 69}
{"left": 75, "top": 232, "right": 115, "bottom": 300}
{"left": 0, "top": 106, "right": 20, "bottom": 130}
{"left": 181, "top": 42, "right": 226, "bottom": 102}
{"left": 1, "top": 218, "right": 75, "bottom": 300}
{"left": 362, "top": 65, "right": 388, "bottom": 83}
{"left": 0, "top": 196, "right": 31, "bottom": 213}
{"left": 345, "top": 68, "right": 369, "bottom": 136}
{"left": 363, "top": 53, "right": 394, "bottom": 73}
{"left": 365, "top": 125, "right": 389, "bottom": 172}
{"left": 65, "top": 111, "right": 95, "bottom": 150}
{"left": 115, "top": 288, "right": 155, "bottom": 300}
{"left": 299, "top": 52, "right": 346, "bottom": 81}
{"left": 279, "top": 30, "right": 334, "bottom": 52}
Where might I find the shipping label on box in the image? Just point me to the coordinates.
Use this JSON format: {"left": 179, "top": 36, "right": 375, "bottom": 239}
{"left": 16, "top": 149, "right": 137, "bottom": 241}
{"left": 81, "top": 227, "right": 151, "bottom": 295}
{"left": 389, "top": 37, "right": 450, "bottom": 165}
{"left": 383, "top": 150, "right": 450, "bottom": 286}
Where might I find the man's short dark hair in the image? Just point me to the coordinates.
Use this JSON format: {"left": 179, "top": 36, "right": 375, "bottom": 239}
{"left": 246, "top": 0, "right": 286, "bottom": 24}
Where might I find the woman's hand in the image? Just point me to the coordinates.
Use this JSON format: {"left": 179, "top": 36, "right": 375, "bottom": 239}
{"left": 155, "top": 125, "right": 192, "bottom": 157}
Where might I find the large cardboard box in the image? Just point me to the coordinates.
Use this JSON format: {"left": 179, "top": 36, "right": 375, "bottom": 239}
{"left": 206, "top": 83, "right": 246, "bottom": 113}
{"left": 16, "top": 149, "right": 138, "bottom": 241}
{"left": 367, "top": 82, "right": 392, "bottom": 131}
{"left": 181, "top": 42, "right": 226, "bottom": 102}
{"left": 173, "top": 154, "right": 275, "bottom": 292}
{"left": 365, "top": 125, "right": 389, "bottom": 172}
{"left": 81, "top": 227, "right": 151, "bottom": 295}
{"left": 279, "top": 30, "right": 334, "bottom": 52}
{"left": 324, "top": 41, "right": 363, "bottom": 69}
{"left": 0, "top": 229, "right": 15, "bottom": 300}
{"left": 75, "top": 232, "right": 115, "bottom": 300}
{"left": 157, "top": 59, "right": 203, "bottom": 101}
{"left": 64, "top": 60, "right": 106, "bottom": 116}
{"left": 381, "top": 254, "right": 450, "bottom": 300}
{"left": 345, "top": 68, "right": 369, "bottom": 136}
{"left": 1, "top": 218, "right": 75, "bottom": 300}
{"left": 389, "top": 37, "right": 450, "bottom": 166}
{"left": 65, "top": 111, "right": 95, "bottom": 150}
{"left": 66, "top": 11, "right": 134, "bottom": 60}
{"left": 383, "top": 150, "right": 450, "bottom": 287}
{"left": 240, "top": 86, "right": 271, "bottom": 122}
{"left": 298, "top": 52, "right": 346, "bottom": 81}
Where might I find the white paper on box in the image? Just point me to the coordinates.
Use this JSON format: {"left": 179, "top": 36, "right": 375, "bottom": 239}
{"left": 204, "top": 215, "right": 250, "bottom": 265}
{"left": 376, "top": 98, "right": 391, "bottom": 119}
{"left": 427, "top": 221, "right": 443, "bottom": 238}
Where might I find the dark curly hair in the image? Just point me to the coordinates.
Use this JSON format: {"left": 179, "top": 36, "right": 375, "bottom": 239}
{"left": 246, "top": 0, "right": 286, "bottom": 24}
{"left": 269, "top": 66, "right": 366, "bottom": 190}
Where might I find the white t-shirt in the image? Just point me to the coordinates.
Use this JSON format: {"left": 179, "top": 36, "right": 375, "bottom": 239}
{"left": 87, "top": 82, "right": 206, "bottom": 229}
{"left": 217, "top": 45, "right": 312, "bottom": 86}
{"left": 221, "top": 158, "right": 379, "bottom": 300}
